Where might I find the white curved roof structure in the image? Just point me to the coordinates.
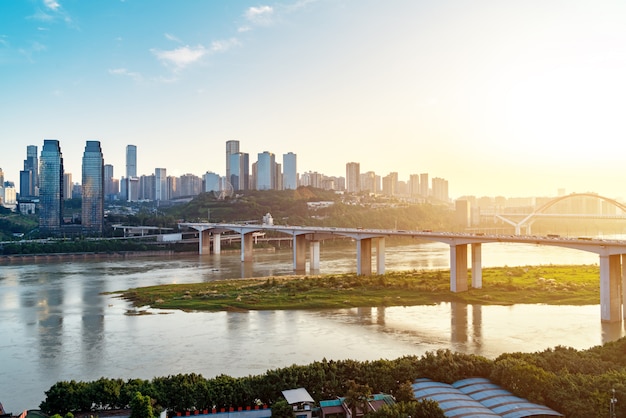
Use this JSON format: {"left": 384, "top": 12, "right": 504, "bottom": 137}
{"left": 412, "top": 377, "right": 563, "bottom": 418}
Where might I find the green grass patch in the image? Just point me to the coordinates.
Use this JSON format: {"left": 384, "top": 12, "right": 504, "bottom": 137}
{"left": 112, "top": 264, "right": 600, "bottom": 312}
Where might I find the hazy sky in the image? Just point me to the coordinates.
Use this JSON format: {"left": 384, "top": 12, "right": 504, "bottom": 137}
{"left": 2, "top": 0, "right": 626, "bottom": 199}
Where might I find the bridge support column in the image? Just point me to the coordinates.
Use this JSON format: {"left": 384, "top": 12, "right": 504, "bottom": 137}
{"left": 241, "top": 232, "right": 253, "bottom": 262}
{"left": 293, "top": 234, "right": 306, "bottom": 271}
{"left": 199, "top": 229, "right": 211, "bottom": 255}
{"left": 357, "top": 238, "right": 372, "bottom": 276}
{"left": 450, "top": 244, "right": 468, "bottom": 292}
{"left": 599, "top": 254, "right": 622, "bottom": 322}
{"left": 310, "top": 240, "right": 320, "bottom": 271}
{"left": 623, "top": 255, "right": 626, "bottom": 320}
{"left": 213, "top": 232, "right": 221, "bottom": 255}
{"left": 471, "top": 243, "right": 482, "bottom": 289}
{"left": 376, "top": 237, "right": 385, "bottom": 275}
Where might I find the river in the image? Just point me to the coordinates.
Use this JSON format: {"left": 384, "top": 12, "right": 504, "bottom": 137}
{"left": 1, "top": 240, "right": 625, "bottom": 413}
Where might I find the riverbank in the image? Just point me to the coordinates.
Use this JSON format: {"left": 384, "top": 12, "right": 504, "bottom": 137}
{"left": 0, "top": 250, "right": 178, "bottom": 263}
{"left": 116, "top": 264, "right": 600, "bottom": 311}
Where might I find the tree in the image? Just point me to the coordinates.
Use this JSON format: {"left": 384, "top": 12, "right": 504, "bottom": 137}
{"left": 394, "top": 381, "right": 415, "bottom": 403}
{"left": 130, "top": 391, "right": 154, "bottom": 418}
{"left": 368, "top": 400, "right": 445, "bottom": 418}
{"left": 270, "top": 398, "right": 294, "bottom": 418}
{"left": 344, "top": 380, "right": 372, "bottom": 418}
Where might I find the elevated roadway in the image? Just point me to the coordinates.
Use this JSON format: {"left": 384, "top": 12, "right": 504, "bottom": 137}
{"left": 179, "top": 222, "right": 626, "bottom": 323}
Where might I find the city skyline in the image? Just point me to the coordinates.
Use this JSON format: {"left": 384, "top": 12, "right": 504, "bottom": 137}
{"left": 2, "top": 1, "right": 626, "bottom": 199}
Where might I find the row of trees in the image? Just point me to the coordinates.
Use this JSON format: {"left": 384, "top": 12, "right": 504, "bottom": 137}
{"left": 0, "top": 239, "right": 186, "bottom": 255}
{"left": 40, "top": 337, "right": 626, "bottom": 418}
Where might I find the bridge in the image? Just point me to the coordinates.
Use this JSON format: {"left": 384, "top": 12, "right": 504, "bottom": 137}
{"left": 179, "top": 222, "right": 626, "bottom": 323}
{"left": 493, "top": 193, "right": 626, "bottom": 235}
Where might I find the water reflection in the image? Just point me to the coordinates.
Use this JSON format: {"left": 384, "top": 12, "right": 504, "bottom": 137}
{"left": 450, "top": 302, "right": 468, "bottom": 343}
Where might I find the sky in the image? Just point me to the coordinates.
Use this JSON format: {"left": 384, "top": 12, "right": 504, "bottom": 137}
{"left": 2, "top": 0, "right": 626, "bottom": 199}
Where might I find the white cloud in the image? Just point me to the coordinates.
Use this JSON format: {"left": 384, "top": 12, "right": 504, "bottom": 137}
{"left": 245, "top": 5, "right": 274, "bottom": 25}
{"left": 31, "top": 41, "right": 46, "bottom": 52}
{"left": 165, "top": 33, "right": 182, "bottom": 43}
{"left": 151, "top": 45, "right": 208, "bottom": 69}
{"left": 29, "top": 9, "right": 54, "bottom": 22}
{"left": 210, "top": 38, "right": 240, "bottom": 53}
{"left": 109, "top": 68, "right": 143, "bottom": 81}
{"left": 44, "top": 0, "right": 61, "bottom": 11}
{"left": 238, "top": 26, "right": 252, "bottom": 33}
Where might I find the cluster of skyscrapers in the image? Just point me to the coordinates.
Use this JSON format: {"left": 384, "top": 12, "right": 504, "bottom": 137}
{"left": 1, "top": 138, "right": 449, "bottom": 236}
{"left": 7, "top": 140, "right": 105, "bottom": 235}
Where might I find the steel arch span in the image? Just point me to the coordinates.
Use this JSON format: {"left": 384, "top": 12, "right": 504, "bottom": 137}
{"left": 513, "top": 193, "right": 626, "bottom": 235}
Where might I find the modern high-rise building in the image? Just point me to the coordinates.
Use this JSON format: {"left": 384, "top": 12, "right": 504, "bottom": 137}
{"left": 203, "top": 172, "right": 220, "bottom": 193}
{"left": 360, "top": 171, "right": 376, "bottom": 194}
{"left": 39, "top": 139, "right": 64, "bottom": 233}
{"left": 228, "top": 153, "right": 241, "bottom": 191}
{"left": 432, "top": 177, "right": 449, "bottom": 202}
{"left": 19, "top": 145, "right": 39, "bottom": 199}
{"left": 346, "top": 162, "right": 360, "bottom": 193}
{"left": 283, "top": 152, "right": 297, "bottom": 190}
{"left": 125, "top": 145, "right": 137, "bottom": 201}
{"left": 104, "top": 164, "right": 118, "bottom": 200}
{"left": 179, "top": 173, "right": 202, "bottom": 197}
{"left": 300, "top": 171, "right": 323, "bottom": 188}
{"left": 382, "top": 172, "right": 398, "bottom": 196}
{"left": 409, "top": 174, "right": 420, "bottom": 197}
{"left": 256, "top": 151, "right": 275, "bottom": 190}
{"left": 63, "top": 173, "right": 73, "bottom": 200}
{"left": 225, "top": 140, "right": 239, "bottom": 182}
{"left": 228, "top": 152, "right": 249, "bottom": 191}
{"left": 139, "top": 174, "right": 155, "bottom": 201}
{"left": 419, "top": 173, "right": 429, "bottom": 198}
{"left": 155, "top": 168, "right": 168, "bottom": 201}
{"left": 126, "top": 145, "right": 137, "bottom": 178}
{"left": 82, "top": 140, "right": 104, "bottom": 234}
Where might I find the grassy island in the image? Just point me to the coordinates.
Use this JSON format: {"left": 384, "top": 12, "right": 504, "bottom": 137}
{"left": 115, "top": 264, "right": 601, "bottom": 312}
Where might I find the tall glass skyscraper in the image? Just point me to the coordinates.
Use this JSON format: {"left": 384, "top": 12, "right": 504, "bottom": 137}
{"left": 39, "top": 139, "right": 64, "bottom": 232}
{"left": 126, "top": 145, "right": 137, "bottom": 178}
{"left": 228, "top": 152, "right": 249, "bottom": 191}
{"left": 155, "top": 168, "right": 168, "bottom": 201}
{"left": 283, "top": 152, "right": 297, "bottom": 190}
{"left": 256, "top": 151, "right": 275, "bottom": 190}
{"left": 225, "top": 140, "right": 239, "bottom": 182}
{"left": 20, "top": 145, "right": 39, "bottom": 198}
{"left": 125, "top": 144, "right": 137, "bottom": 201}
{"left": 82, "top": 141, "right": 104, "bottom": 234}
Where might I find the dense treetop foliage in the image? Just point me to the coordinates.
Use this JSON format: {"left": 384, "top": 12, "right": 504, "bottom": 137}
{"left": 40, "top": 337, "right": 626, "bottom": 418}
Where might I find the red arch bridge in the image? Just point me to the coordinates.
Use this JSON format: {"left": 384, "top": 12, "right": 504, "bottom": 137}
{"left": 179, "top": 222, "right": 626, "bottom": 323}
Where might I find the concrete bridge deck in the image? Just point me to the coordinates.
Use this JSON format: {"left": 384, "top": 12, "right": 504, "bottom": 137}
{"left": 179, "top": 222, "right": 626, "bottom": 323}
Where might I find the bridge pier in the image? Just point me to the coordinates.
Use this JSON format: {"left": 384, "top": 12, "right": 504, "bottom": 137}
{"left": 471, "top": 243, "right": 482, "bottom": 288}
{"left": 293, "top": 234, "right": 307, "bottom": 271}
{"left": 356, "top": 237, "right": 385, "bottom": 276}
{"left": 310, "top": 240, "right": 320, "bottom": 270}
{"left": 213, "top": 232, "right": 221, "bottom": 255}
{"left": 623, "top": 255, "right": 626, "bottom": 320}
{"left": 451, "top": 243, "right": 484, "bottom": 292}
{"left": 376, "top": 237, "right": 385, "bottom": 275}
{"left": 241, "top": 231, "right": 254, "bottom": 262}
{"left": 599, "top": 254, "right": 622, "bottom": 322}
{"left": 357, "top": 238, "right": 372, "bottom": 275}
{"left": 450, "top": 244, "right": 468, "bottom": 292}
{"left": 199, "top": 229, "right": 211, "bottom": 255}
